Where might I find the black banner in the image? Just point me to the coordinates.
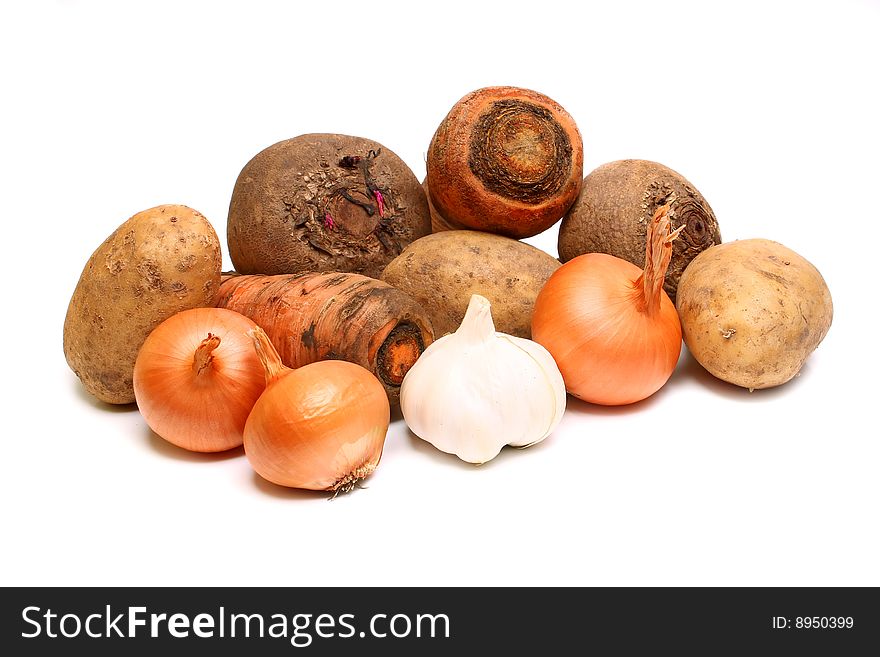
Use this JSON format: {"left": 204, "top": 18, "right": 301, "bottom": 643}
{"left": 1, "top": 587, "right": 876, "bottom": 654}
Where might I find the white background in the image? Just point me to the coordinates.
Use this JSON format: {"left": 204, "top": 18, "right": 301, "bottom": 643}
{"left": 2, "top": 0, "right": 878, "bottom": 586}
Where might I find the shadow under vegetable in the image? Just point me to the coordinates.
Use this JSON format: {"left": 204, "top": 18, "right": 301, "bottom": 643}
{"left": 143, "top": 426, "right": 244, "bottom": 463}
{"left": 70, "top": 375, "right": 139, "bottom": 414}
{"left": 675, "top": 348, "right": 810, "bottom": 401}
{"left": 250, "top": 471, "right": 349, "bottom": 501}
{"left": 404, "top": 425, "right": 554, "bottom": 470}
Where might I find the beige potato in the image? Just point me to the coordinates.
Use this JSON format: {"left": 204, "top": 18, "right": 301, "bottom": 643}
{"left": 676, "top": 239, "right": 832, "bottom": 389}
{"left": 64, "top": 205, "right": 222, "bottom": 404}
{"left": 380, "top": 230, "right": 560, "bottom": 338}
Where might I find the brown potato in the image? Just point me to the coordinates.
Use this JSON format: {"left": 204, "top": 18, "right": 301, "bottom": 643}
{"left": 64, "top": 205, "right": 222, "bottom": 404}
{"left": 380, "top": 230, "right": 560, "bottom": 338}
{"left": 676, "top": 239, "right": 832, "bottom": 389}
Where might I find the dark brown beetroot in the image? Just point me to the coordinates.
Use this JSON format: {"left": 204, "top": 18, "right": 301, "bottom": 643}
{"left": 558, "top": 159, "right": 721, "bottom": 302}
{"left": 228, "top": 134, "right": 431, "bottom": 279}
{"left": 426, "top": 87, "right": 584, "bottom": 239}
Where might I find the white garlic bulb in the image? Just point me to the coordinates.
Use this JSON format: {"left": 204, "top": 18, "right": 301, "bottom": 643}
{"left": 401, "top": 294, "right": 566, "bottom": 464}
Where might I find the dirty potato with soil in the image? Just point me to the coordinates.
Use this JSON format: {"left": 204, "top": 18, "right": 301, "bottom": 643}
{"left": 676, "top": 239, "right": 832, "bottom": 390}
{"left": 227, "top": 134, "right": 431, "bottom": 279}
{"left": 63, "top": 205, "right": 222, "bottom": 404}
{"left": 381, "top": 230, "right": 561, "bottom": 339}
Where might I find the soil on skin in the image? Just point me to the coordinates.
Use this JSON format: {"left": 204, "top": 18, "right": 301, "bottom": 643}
{"left": 228, "top": 134, "right": 430, "bottom": 279}
{"left": 558, "top": 159, "right": 721, "bottom": 302}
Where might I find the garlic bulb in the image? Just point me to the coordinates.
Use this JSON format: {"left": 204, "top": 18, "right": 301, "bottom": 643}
{"left": 401, "top": 294, "right": 566, "bottom": 464}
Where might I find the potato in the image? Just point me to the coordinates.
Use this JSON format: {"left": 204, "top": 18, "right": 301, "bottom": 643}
{"left": 676, "top": 239, "right": 832, "bottom": 389}
{"left": 380, "top": 230, "right": 560, "bottom": 338}
{"left": 64, "top": 205, "right": 222, "bottom": 404}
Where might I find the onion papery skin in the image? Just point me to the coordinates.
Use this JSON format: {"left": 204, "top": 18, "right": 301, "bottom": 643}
{"left": 244, "top": 360, "right": 390, "bottom": 491}
{"left": 133, "top": 308, "right": 266, "bottom": 452}
{"left": 532, "top": 253, "right": 682, "bottom": 405}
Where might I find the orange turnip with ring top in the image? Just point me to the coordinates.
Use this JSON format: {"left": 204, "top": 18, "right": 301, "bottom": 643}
{"left": 426, "top": 86, "right": 584, "bottom": 239}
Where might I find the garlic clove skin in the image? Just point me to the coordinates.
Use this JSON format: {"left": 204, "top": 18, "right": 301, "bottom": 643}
{"left": 401, "top": 294, "right": 566, "bottom": 464}
{"left": 499, "top": 334, "right": 566, "bottom": 447}
{"left": 402, "top": 338, "right": 514, "bottom": 464}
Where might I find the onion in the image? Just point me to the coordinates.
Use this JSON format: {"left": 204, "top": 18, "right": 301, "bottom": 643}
{"left": 133, "top": 308, "right": 266, "bottom": 452}
{"left": 532, "top": 205, "right": 683, "bottom": 405}
{"left": 245, "top": 327, "right": 390, "bottom": 493}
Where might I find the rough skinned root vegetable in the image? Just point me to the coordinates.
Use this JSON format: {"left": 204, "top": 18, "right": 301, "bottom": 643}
{"left": 558, "top": 159, "right": 721, "bottom": 302}
{"left": 64, "top": 204, "right": 222, "bottom": 404}
{"left": 215, "top": 273, "right": 434, "bottom": 405}
{"left": 676, "top": 239, "right": 832, "bottom": 389}
{"left": 380, "top": 230, "right": 561, "bottom": 339}
{"left": 227, "top": 134, "right": 431, "bottom": 279}
{"left": 426, "top": 86, "right": 584, "bottom": 239}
